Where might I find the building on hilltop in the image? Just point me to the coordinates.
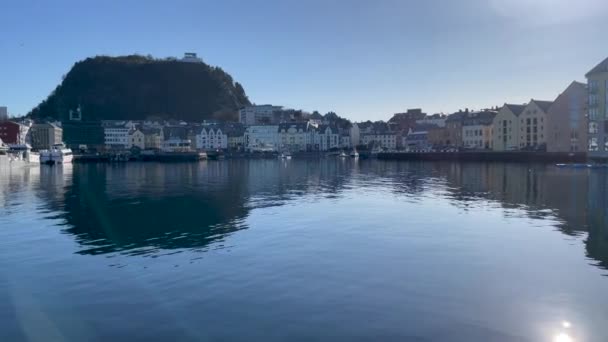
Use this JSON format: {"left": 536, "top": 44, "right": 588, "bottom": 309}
{"left": 492, "top": 104, "right": 526, "bottom": 151}
{"left": 388, "top": 108, "right": 427, "bottom": 132}
{"left": 546, "top": 81, "right": 588, "bottom": 153}
{"left": 181, "top": 52, "right": 203, "bottom": 63}
{"left": 586, "top": 56, "right": 608, "bottom": 160}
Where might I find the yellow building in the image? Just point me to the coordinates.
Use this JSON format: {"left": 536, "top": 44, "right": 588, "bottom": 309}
{"left": 492, "top": 104, "right": 525, "bottom": 151}
{"left": 517, "top": 100, "right": 553, "bottom": 150}
{"left": 128, "top": 129, "right": 145, "bottom": 149}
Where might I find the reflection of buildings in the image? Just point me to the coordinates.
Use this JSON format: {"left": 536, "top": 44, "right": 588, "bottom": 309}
{"left": 10, "top": 160, "right": 608, "bottom": 272}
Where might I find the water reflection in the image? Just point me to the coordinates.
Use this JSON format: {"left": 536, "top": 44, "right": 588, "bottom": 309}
{"left": 5, "top": 160, "right": 607, "bottom": 272}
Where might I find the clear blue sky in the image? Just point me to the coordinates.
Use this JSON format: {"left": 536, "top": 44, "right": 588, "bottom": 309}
{"left": 2, "top": 0, "right": 607, "bottom": 121}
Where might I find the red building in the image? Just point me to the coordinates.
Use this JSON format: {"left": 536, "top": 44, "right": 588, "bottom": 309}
{"left": 0, "top": 121, "right": 20, "bottom": 144}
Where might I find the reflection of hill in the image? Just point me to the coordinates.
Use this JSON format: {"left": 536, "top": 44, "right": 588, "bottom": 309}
{"left": 60, "top": 163, "right": 250, "bottom": 256}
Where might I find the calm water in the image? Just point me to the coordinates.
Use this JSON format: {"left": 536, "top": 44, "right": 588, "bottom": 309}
{"left": 1, "top": 160, "right": 607, "bottom": 342}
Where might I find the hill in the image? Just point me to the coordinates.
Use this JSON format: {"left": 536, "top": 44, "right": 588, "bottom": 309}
{"left": 28, "top": 55, "right": 251, "bottom": 122}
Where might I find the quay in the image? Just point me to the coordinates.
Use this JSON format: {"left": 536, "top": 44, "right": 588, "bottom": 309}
{"left": 377, "top": 151, "right": 587, "bottom": 163}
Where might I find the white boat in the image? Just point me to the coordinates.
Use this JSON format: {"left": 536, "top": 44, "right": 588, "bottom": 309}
{"left": 4, "top": 144, "right": 40, "bottom": 165}
{"left": 339, "top": 151, "right": 348, "bottom": 158}
{"left": 279, "top": 152, "right": 292, "bottom": 160}
{"left": 350, "top": 149, "right": 359, "bottom": 158}
{"left": 43, "top": 144, "right": 73, "bottom": 164}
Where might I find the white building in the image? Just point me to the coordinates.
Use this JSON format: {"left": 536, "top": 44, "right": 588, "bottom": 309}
{"left": 244, "top": 125, "right": 279, "bottom": 151}
{"left": 340, "top": 135, "right": 351, "bottom": 149}
{"left": 0, "top": 107, "right": 7, "bottom": 121}
{"left": 181, "top": 52, "right": 203, "bottom": 63}
{"left": 278, "top": 123, "right": 311, "bottom": 152}
{"left": 239, "top": 105, "right": 282, "bottom": 126}
{"left": 195, "top": 126, "right": 228, "bottom": 150}
{"left": 314, "top": 125, "right": 340, "bottom": 151}
{"left": 162, "top": 138, "right": 192, "bottom": 152}
{"left": 103, "top": 121, "right": 135, "bottom": 149}
{"left": 361, "top": 133, "right": 398, "bottom": 149}
{"left": 128, "top": 129, "right": 145, "bottom": 149}
{"left": 462, "top": 111, "right": 497, "bottom": 150}
{"left": 349, "top": 123, "right": 360, "bottom": 146}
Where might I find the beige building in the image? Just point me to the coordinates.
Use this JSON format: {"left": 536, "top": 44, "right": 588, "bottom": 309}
{"left": 462, "top": 111, "right": 496, "bottom": 150}
{"left": 142, "top": 128, "right": 163, "bottom": 150}
{"left": 128, "top": 129, "right": 145, "bottom": 149}
{"left": 586, "top": 57, "right": 608, "bottom": 159}
{"left": 492, "top": 104, "right": 526, "bottom": 151}
{"left": 546, "top": 81, "right": 588, "bottom": 153}
{"left": 30, "top": 123, "right": 63, "bottom": 150}
{"left": 517, "top": 100, "right": 553, "bottom": 150}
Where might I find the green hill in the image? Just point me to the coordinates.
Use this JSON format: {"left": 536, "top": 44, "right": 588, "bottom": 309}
{"left": 29, "top": 55, "right": 251, "bottom": 122}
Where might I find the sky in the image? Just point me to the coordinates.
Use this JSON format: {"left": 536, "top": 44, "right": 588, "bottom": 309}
{"left": 1, "top": 0, "right": 608, "bottom": 121}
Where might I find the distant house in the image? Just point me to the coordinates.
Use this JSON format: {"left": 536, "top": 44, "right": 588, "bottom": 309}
{"left": 314, "top": 125, "right": 340, "bottom": 151}
{"left": 181, "top": 52, "right": 203, "bottom": 63}
{"left": 239, "top": 105, "right": 283, "bottom": 126}
{"left": 492, "top": 104, "right": 526, "bottom": 151}
{"left": 142, "top": 127, "right": 163, "bottom": 150}
{"left": 0, "top": 121, "right": 30, "bottom": 145}
{"left": 404, "top": 124, "right": 437, "bottom": 151}
{"left": 445, "top": 111, "right": 465, "bottom": 148}
{"left": 278, "top": 123, "right": 310, "bottom": 152}
{"left": 128, "top": 129, "right": 145, "bottom": 150}
{"left": 546, "top": 81, "right": 588, "bottom": 153}
{"left": 103, "top": 121, "right": 133, "bottom": 149}
{"left": 517, "top": 100, "right": 553, "bottom": 150}
{"left": 244, "top": 125, "right": 279, "bottom": 151}
{"left": 462, "top": 110, "right": 497, "bottom": 150}
{"left": 195, "top": 126, "right": 228, "bottom": 150}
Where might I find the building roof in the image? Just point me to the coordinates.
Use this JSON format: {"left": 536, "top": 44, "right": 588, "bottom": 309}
{"left": 141, "top": 127, "right": 162, "bottom": 135}
{"left": 531, "top": 100, "right": 554, "bottom": 113}
{"left": 462, "top": 111, "right": 497, "bottom": 126}
{"left": 586, "top": 57, "right": 608, "bottom": 77}
{"left": 445, "top": 112, "right": 464, "bottom": 122}
{"left": 278, "top": 122, "right": 308, "bottom": 131}
{"left": 504, "top": 104, "right": 526, "bottom": 116}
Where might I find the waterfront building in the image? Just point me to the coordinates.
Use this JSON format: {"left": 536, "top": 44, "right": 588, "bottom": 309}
{"left": 492, "top": 104, "right": 526, "bottom": 151}
{"left": 103, "top": 121, "right": 133, "bottom": 149}
{"left": 161, "top": 138, "right": 192, "bottom": 152}
{"left": 426, "top": 125, "right": 450, "bottom": 148}
{"left": 362, "top": 133, "right": 397, "bottom": 150}
{"left": 340, "top": 134, "right": 351, "bottom": 149}
{"left": 128, "top": 129, "right": 145, "bottom": 150}
{"left": 313, "top": 125, "right": 340, "bottom": 151}
{"left": 404, "top": 124, "right": 432, "bottom": 151}
{"left": 278, "top": 123, "right": 310, "bottom": 152}
{"left": 546, "top": 81, "right": 588, "bottom": 153}
{"left": 30, "top": 123, "right": 63, "bottom": 150}
{"left": 586, "top": 57, "right": 608, "bottom": 160}
{"left": 462, "top": 110, "right": 497, "bottom": 150}
{"left": 142, "top": 127, "right": 163, "bottom": 150}
{"left": 244, "top": 125, "right": 280, "bottom": 151}
{"left": 0, "top": 121, "right": 30, "bottom": 145}
{"left": 445, "top": 111, "right": 465, "bottom": 148}
{"left": 349, "top": 123, "right": 360, "bottom": 146}
{"left": 195, "top": 126, "right": 228, "bottom": 150}
{"left": 516, "top": 100, "right": 553, "bottom": 150}
{"left": 62, "top": 120, "right": 104, "bottom": 151}
{"left": 224, "top": 123, "right": 245, "bottom": 150}
{"left": 239, "top": 105, "right": 283, "bottom": 125}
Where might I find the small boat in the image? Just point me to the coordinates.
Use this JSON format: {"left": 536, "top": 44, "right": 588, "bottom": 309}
{"left": 350, "top": 149, "right": 359, "bottom": 158}
{"left": 7, "top": 144, "right": 40, "bottom": 164}
{"left": 279, "top": 152, "right": 292, "bottom": 160}
{"left": 339, "top": 151, "right": 348, "bottom": 158}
